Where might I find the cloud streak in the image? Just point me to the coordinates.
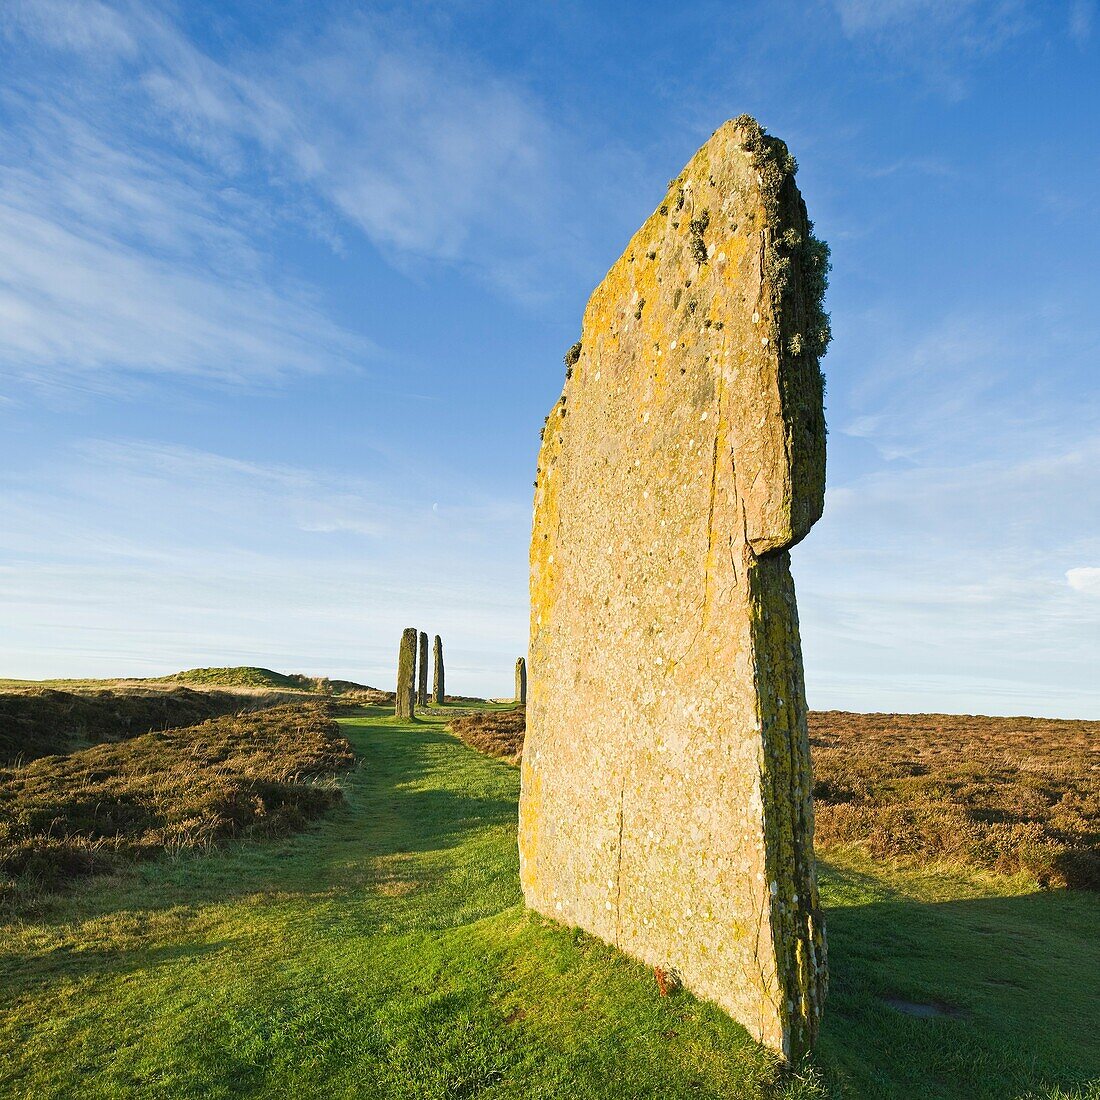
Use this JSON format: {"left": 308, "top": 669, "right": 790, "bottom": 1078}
{"left": 0, "top": 1, "right": 602, "bottom": 398}
{"left": 798, "top": 312, "right": 1100, "bottom": 718}
{"left": 5, "top": 1, "right": 599, "bottom": 300}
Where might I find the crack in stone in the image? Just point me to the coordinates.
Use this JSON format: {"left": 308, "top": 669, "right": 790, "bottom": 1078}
{"left": 614, "top": 783, "right": 626, "bottom": 946}
{"left": 703, "top": 432, "right": 719, "bottom": 617}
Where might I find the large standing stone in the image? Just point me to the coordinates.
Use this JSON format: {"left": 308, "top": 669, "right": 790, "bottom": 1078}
{"left": 432, "top": 635, "right": 445, "bottom": 705}
{"left": 418, "top": 632, "right": 429, "bottom": 707}
{"left": 518, "top": 117, "right": 830, "bottom": 1061}
{"left": 395, "top": 628, "right": 417, "bottom": 719}
{"left": 515, "top": 658, "right": 527, "bottom": 705}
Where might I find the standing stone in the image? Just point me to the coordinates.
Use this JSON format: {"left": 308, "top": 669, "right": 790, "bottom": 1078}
{"left": 518, "top": 116, "right": 830, "bottom": 1061}
{"left": 418, "top": 631, "right": 429, "bottom": 707}
{"left": 515, "top": 657, "right": 527, "bottom": 705}
{"left": 395, "top": 628, "right": 417, "bottom": 719}
{"left": 432, "top": 635, "right": 445, "bottom": 705}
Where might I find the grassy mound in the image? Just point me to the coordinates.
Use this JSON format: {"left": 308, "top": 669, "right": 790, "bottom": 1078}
{"left": 157, "top": 667, "right": 391, "bottom": 703}
{"left": 0, "top": 687, "right": 266, "bottom": 765}
{"left": 155, "top": 666, "right": 326, "bottom": 690}
{"left": 0, "top": 702, "right": 353, "bottom": 901}
{"left": 0, "top": 667, "right": 385, "bottom": 697}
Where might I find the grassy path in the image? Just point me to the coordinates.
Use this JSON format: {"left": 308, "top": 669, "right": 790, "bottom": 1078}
{"left": 0, "top": 707, "right": 1096, "bottom": 1098}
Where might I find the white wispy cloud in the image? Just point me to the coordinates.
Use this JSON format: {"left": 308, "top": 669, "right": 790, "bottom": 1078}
{"left": 1069, "top": 0, "right": 1095, "bottom": 44}
{"left": 5, "top": 1, "right": 599, "bottom": 294}
{"left": 797, "top": 298, "right": 1100, "bottom": 718}
{"left": 2, "top": 0, "right": 137, "bottom": 57}
{"left": 0, "top": 0, "right": 613, "bottom": 397}
{"left": 138, "top": 14, "right": 602, "bottom": 299}
{"left": 831, "top": 0, "right": 1032, "bottom": 97}
{"left": 833, "top": 0, "right": 1029, "bottom": 43}
{"left": 836, "top": 305, "right": 1100, "bottom": 466}
{"left": 1067, "top": 567, "right": 1100, "bottom": 595}
{"left": 0, "top": 61, "right": 365, "bottom": 395}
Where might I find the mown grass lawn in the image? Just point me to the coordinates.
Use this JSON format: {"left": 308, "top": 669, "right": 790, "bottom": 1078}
{"left": 0, "top": 705, "right": 1096, "bottom": 1099}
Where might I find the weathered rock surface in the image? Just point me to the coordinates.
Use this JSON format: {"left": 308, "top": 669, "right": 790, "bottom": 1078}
{"left": 515, "top": 657, "right": 527, "bottom": 705}
{"left": 432, "top": 635, "right": 445, "bottom": 705}
{"left": 418, "top": 631, "right": 429, "bottom": 707}
{"left": 395, "top": 628, "right": 417, "bottom": 719}
{"left": 518, "top": 116, "right": 829, "bottom": 1060}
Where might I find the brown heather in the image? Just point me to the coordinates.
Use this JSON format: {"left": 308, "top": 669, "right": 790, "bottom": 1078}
{"left": 808, "top": 711, "right": 1099, "bottom": 890}
{"left": 458, "top": 707, "right": 1099, "bottom": 889}
{"left": 0, "top": 701, "right": 354, "bottom": 902}
{"left": 0, "top": 687, "right": 270, "bottom": 765}
{"left": 449, "top": 708, "right": 525, "bottom": 765}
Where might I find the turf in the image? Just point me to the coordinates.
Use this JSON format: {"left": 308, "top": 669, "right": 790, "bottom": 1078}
{"left": 0, "top": 706, "right": 1095, "bottom": 1098}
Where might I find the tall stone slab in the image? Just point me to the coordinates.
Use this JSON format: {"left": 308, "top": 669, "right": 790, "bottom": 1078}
{"left": 432, "top": 635, "right": 445, "bottom": 705}
{"left": 418, "top": 631, "right": 430, "bottom": 706}
{"left": 515, "top": 658, "right": 527, "bottom": 705}
{"left": 518, "top": 117, "right": 830, "bottom": 1060}
{"left": 395, "top": 628, "right": 417, "bottom": 719}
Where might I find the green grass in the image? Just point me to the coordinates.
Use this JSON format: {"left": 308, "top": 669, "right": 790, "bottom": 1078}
{"left": 151, "top": 666, "right": 312, "bottom": 689}
{"left": 0, "top": 706, "right": 1095, "bottom": 1098}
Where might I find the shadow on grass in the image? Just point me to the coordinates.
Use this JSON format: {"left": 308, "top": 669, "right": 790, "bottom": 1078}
{"left": 353, "top": 715, "right": 518, "bottom": 855}
{"left": 817, "top": 862, "right": 1100, "bottom": 1097}
{"left": 0, "top": 935, "right": 234, "bottom": 994}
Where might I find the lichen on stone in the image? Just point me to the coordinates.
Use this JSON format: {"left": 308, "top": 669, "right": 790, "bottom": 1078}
{"left": 564, "top": 341, "right": 582, "bottom": 379}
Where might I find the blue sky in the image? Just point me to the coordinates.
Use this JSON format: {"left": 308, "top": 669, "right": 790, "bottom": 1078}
{"left": 0, "top": 0, "right": 1097, "bottom": 715}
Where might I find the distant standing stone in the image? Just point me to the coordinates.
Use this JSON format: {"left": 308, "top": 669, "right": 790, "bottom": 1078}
{"left": 518, "top": 116, "right": 830, "bottom": 1061}
{"left": 395, "top": 628, "right": 417, "bottom": 719}
{"left": 418, "top": 632, "right": 429, "bottom": 707}
{"left": 515, "top": 657, "right": 527, "bottom": 705}
{"left": 432, "top": 635, "right": 445, "bottom": 705}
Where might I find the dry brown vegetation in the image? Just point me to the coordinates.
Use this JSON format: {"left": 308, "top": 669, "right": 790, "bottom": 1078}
{"left": 459, "top": 707, "right": 1099, "bottom": 888}
{"left": 331, "top": 688, "right": 395, "bottom": 712}
{"left": 808, "top": 710, "right": 1099, "bottom": 889}
{"left": 0, "top": 687, "right": 276, "bottom": 764}
{"left": 449, "top": 707, "right": 525, "bottom": 764}
{"left": 0, "top": 701, "right": 354, "bottom": 900}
